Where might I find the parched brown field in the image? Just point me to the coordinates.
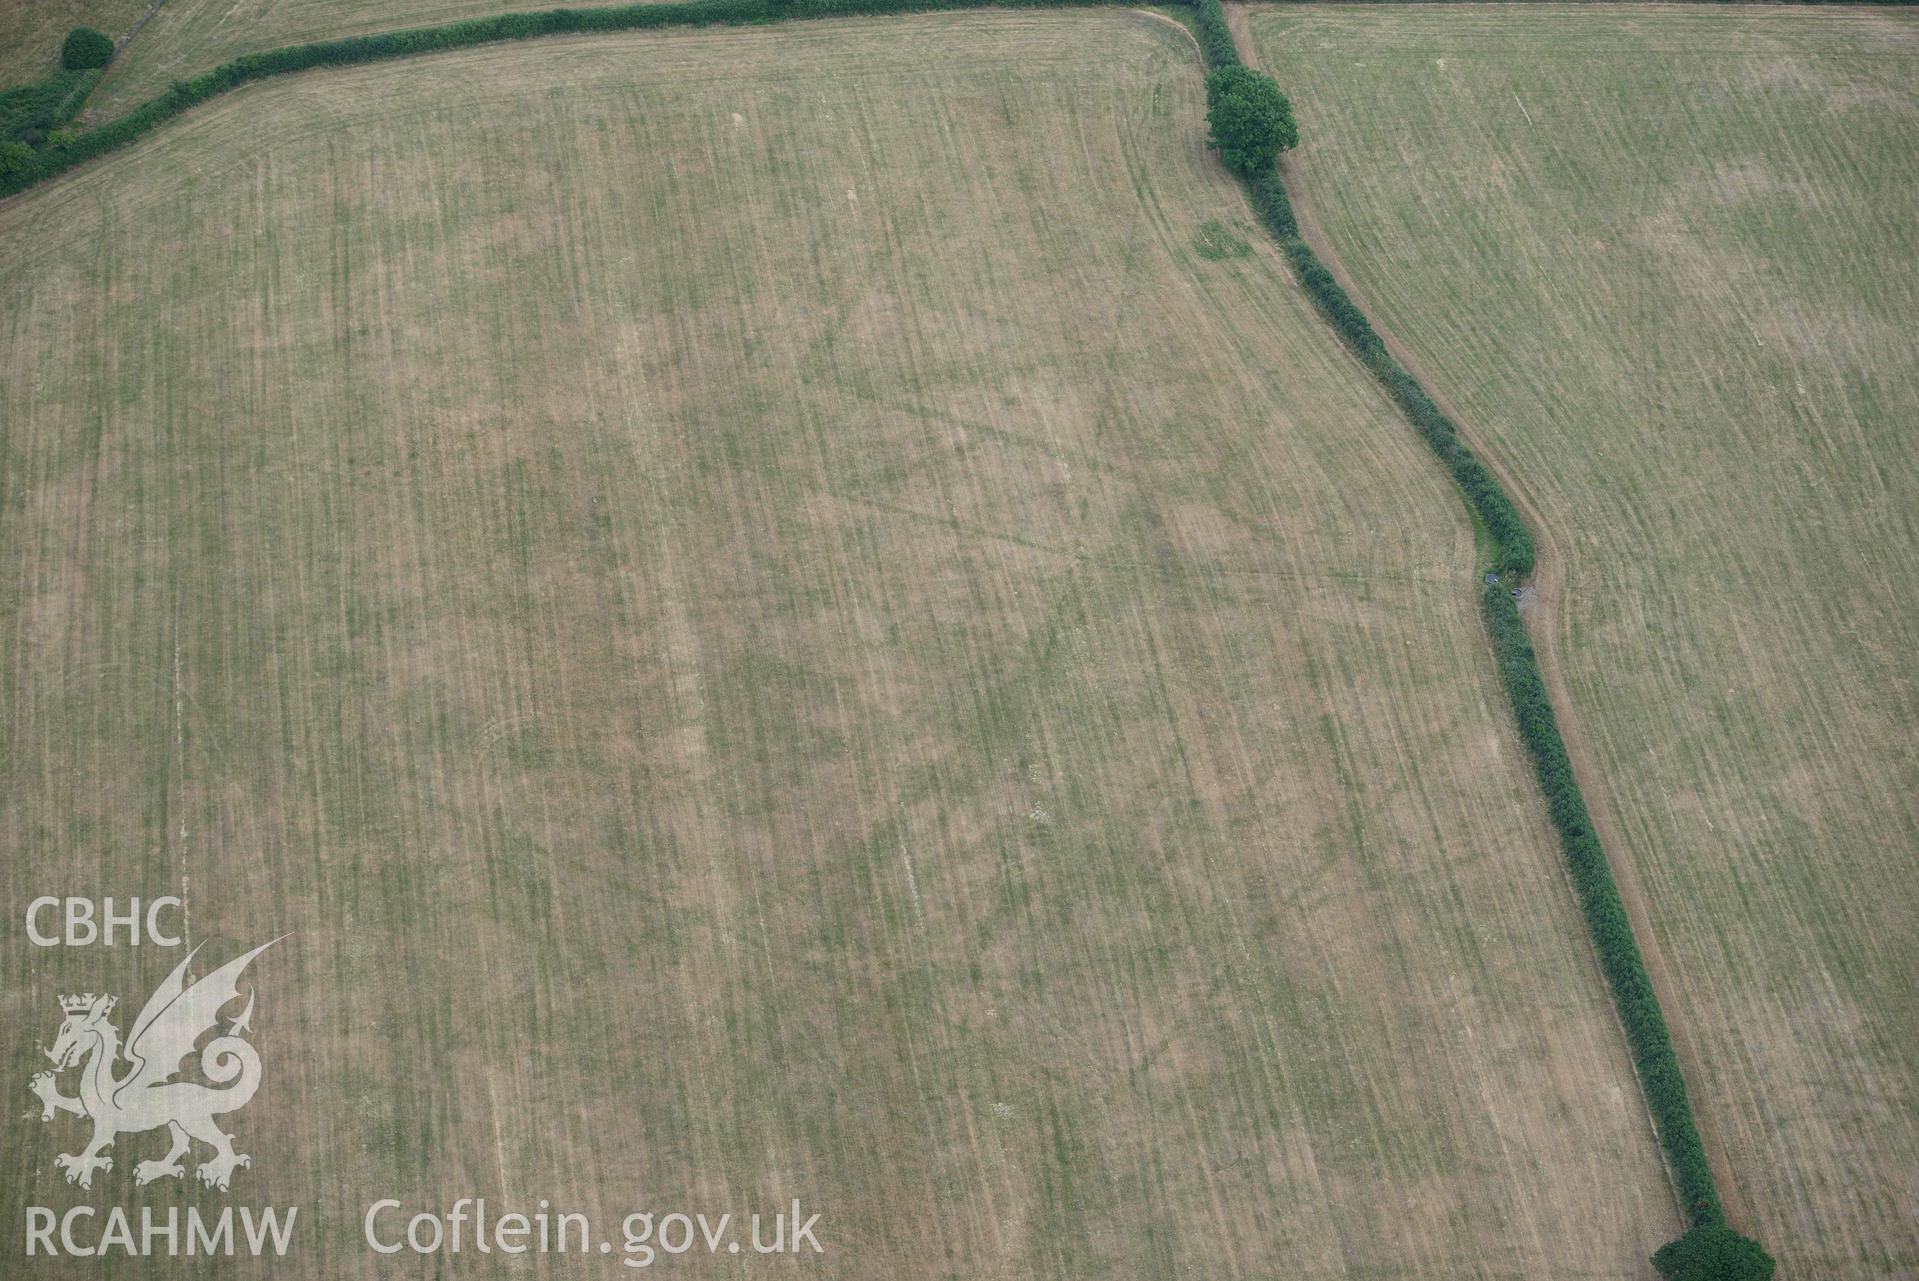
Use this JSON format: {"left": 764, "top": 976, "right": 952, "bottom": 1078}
{"left": 86, "top": 0, "right": 663, "bottom": 118}
{"left": 1252, "top": 5, "right": 1919, "bottom": 1275}
{"left": 0, "top": 0, "right": 154, "bottom": 87}
{"left": 3, "top": 11, "right": 1682, "bottom": 1278}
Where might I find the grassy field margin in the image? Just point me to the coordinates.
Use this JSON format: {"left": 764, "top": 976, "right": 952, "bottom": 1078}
{"left": 1187, "top": 0, "right": 1734, "bottom": 1238}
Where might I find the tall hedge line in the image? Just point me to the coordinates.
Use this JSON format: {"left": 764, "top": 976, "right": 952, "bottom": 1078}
{"left": 1482, "top": 583, "right": 1722, "bottom": 1225}
{"left": 1188, "top": 0, "right": 1242, "bottom": 70}
{"left": 0, "top": 0, "right": 1122, "bottom": 199}
{"left": 1187, "top": 0, "right": 1726, "bottom": 1234}
{"left": 1187, "top": 0, "right": 1532, "bottom": 575}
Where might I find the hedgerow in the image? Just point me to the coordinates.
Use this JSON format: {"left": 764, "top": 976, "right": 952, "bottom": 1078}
{"left": 1188, "top": 0, "right": 1533, "bottom": 573}
{"left": 1482, "top": 583, "right": 1722, "bottom": 1225}
{"left": 1188, "top": 0, "right": 1241, "bottom": 70}
{"left": 1190, "top": 0, "right": 1739, "bottom": 1245}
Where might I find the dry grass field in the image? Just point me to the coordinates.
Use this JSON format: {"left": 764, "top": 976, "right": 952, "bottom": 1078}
{"left": 1252, "top": 6, "right": 1919, "bottom": 1275}
{"left": 86, "top": 0, "right": 656, "bottom": 118}
{"left": 0, "top": 11, "right": 1682, "bottom": 1277}
{"left": 0, "top": 0, "right": 154, "bottom": 87}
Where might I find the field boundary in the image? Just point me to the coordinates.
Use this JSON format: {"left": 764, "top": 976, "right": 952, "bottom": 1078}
{"left": 1262, "top": 85, "right": 1755, "bottom": 1229}
{"left": 10, "top": 0, "right": 1917, "bottom": 199}
{"left": 1191, "top": 0, "right": 1738, "bottom": 1238}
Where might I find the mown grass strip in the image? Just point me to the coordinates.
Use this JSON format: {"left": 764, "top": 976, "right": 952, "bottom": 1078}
{"left": 1186, "top": 0, "right": 1730, "bottom": 1238}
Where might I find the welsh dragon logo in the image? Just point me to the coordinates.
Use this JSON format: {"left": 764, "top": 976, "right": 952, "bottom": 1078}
{"left": 29, "top": 939, "right": 281, "bottom": 1191}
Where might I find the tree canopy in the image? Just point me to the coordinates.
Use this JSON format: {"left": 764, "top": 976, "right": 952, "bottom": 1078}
{"left": 1204, "top": 66, "right": 1298, "bottom": 177}
{"left": 1652, "top": 1224, "right": 1776, "bottom": 1281}
{"left": 61, "top": 28, "right": 115, "bottom": 72}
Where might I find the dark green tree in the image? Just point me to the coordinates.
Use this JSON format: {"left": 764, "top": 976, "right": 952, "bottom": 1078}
{"left": 1204, "top": 66, "right": 1297, "bottom": 176}
{"left": 1652, "top": 1224, "right": 1775, "bottom": 1281}
{"left": 61, "top": 27, "right": 115, "bottom": 71}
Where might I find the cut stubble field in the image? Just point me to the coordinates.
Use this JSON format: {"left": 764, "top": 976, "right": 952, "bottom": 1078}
{"left": 84, "top": 0, "right": 672, "bottom": 119}
{"left": 1253, "top": 5, "right": 1919, "bottom": 1276}
{"left": 1, "top": 11, "right": 1682, "bottom": 1278}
